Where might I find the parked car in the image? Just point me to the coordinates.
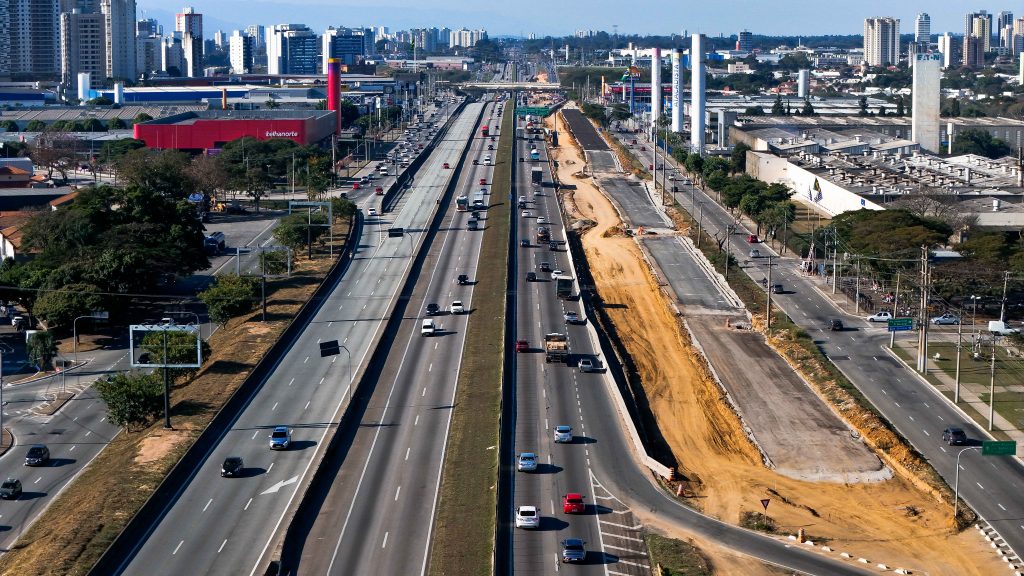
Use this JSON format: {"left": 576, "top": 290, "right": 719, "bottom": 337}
{"left": 562, "top": 493, "right": 585, "bottom": 514}
{"left": 516, "top": 339, "right": 530, "bottom": 353}
{"left": 560, "top": 538, "right": 586, "bottom": 563}
{"left": 0, "top": 478, "right": 22, "bottom": 500}
{"left": 517, "top": 452, "right": 538, "bottom": 472}
{"left": 24, "top": 444, "right": 50, "bottom": 466}
{"left": 826, "top": 319, "right": 844, "bottom": 331}
{"left": 268, "top": 426, "right": 291, "bottom": 450}
{"left": 930, "top": 313, "right": 961, "bottom": 325}
{"left": 221, "top": 456, "right": 244, "bottom": 477}
{"left": 866, "top": 311, "right": 893, "bottom": 322}
{"left": 554, "top": 425, "right": 573, "bottom": 443}
{"left": 942, "top": 427, "right": 967, "bottom": 445}
{"left": 515, "top": 505, "right": 540, "bottom": 529}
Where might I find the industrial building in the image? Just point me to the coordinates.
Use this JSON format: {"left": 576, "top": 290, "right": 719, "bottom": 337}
{"left": 133, "top": 109, "right": 337, "bottom": 152}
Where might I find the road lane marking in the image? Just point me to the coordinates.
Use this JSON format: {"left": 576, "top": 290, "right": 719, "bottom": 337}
{"left": 173, "top": 540, "right": 184, "bottom": 555}
{"left": 69, "top": 445, "right": 76, "bottom": 451}
{"left": 245, "top": 498, "right": 253, "bottom": 510}
{"left": 268, "top": 463, "right": 274, "bottom": 473}
{"left": 305, "top": 401, "right": 311, "bottom": 410}
{"left": 977, "top": 482, "right": 985, "bottom": 490}
{"left": 320, "top": 377, "right": 325, "bottom": 385}
{"left": 894, "top": 402, "right": 901, "bottom": 407}
{"left": 288, "top": 378, "right": 295, "bottom": 386}
{"left": 405, "top": 448, "right": 410, "bottom": 461}
{"left": 429, "top": 363, "right": 433, "bottom": 372}
{"left": 304, "top": 357, "right": 309, "bottom": 363}
{"left": 252, "top": 431, "right": 258, "bottom": 439}
{"left": 85, "top": 431, "right": 91, "bottom": 437}
{"left": 908, "top": 415, "right": 914, "bottom": 421}
{"left": 218, "top": 539, "right": 228, "bottom": 553}
{"left": 395, "top": 486, "right": 401, "bottom": 501}
{"left": 999, "top": 503, "right": 1007, "bottom": 511}
{"left": 923, "top": 430, "right": 930, "bottom": 436}
{"left": 415, "top": 415, "right": 420, "bottom": 426}
{"left": 272, "top": 402, "right": 278, "bottom": 411}
{"left": 422, "top": 387, "right": 427, "bottom": 397}
{"left": 382, "top": 532, "right": 389, "bottom": 548}
{"left": 203, "top": 499, "right": 212, "bottom": 512}
{"left": 34, "top": 477, "right": 41, "bottom": 484}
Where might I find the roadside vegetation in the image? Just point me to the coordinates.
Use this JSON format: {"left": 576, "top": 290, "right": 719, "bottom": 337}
{"left": 646, "top": 534, "right": 712, "bottom": 576}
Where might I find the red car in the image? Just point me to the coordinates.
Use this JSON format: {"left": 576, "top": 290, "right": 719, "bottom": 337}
{"left": 375, "top": 186, "right": 384, "bottom": 195}
{"left": 746, "top": 234, "right": 760, "bottom": 243}
{"left": 352, "top": 182, "right": 360, "bottom": 190}
{"left": 479, "top": 178, "right": 486, "bottom": 185}
{"left": 516, "top": 340, "right": 529, "bottom": 353}
{"left": 562, "top": 493, "right": 585, "bottom": 514}
{"left": 443, "top": 162, "right": 450, "bottom": 169}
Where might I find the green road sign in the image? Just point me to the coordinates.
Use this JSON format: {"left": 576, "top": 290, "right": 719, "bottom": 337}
{"left": 887, "top": 317, "right": 914, "bottom": 332}
{"left": 982, "top": 440, "right": 1017, "bottom": 456}
{"left": 515, "top": 107, "right": 550, "bottom": 116}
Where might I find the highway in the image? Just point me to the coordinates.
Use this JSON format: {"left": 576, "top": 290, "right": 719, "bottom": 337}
{"left": 114, "top": 101, "right": 485, "bottom": 576}
{"left": 284, "top": 99, "right": 499, "bottom": 575}
{"left": 608, "top": 127, "right": 1024, "bottom": 559}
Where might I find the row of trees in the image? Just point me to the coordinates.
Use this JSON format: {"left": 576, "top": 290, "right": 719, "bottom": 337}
{"left": 1, "top": 113, "right": 153, "bottom": 133}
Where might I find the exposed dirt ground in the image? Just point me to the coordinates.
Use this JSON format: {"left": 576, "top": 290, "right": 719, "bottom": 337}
{"left": 547, "top": 110, "right": 1002, "bottom": 576}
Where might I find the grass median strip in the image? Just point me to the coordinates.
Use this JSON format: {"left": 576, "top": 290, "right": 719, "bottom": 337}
{"left": 428, "top": 105, "right": 514, "bottom": 576}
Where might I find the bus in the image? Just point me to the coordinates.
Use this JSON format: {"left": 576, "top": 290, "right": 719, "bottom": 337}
{"left": 473, "top": 191, "right": 486, "bottom": 208}
{"left": 456, "top": 195, "right": 469, "bottom": 212}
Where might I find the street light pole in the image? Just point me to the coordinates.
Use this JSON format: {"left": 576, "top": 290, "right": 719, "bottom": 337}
{"left": 953, "top": 446, "right": 979, "bottom": 521}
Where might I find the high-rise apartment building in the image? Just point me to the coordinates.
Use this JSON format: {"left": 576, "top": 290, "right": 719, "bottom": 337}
{"left": 997, "top": 11, "right": 1014, "bottom": 42}
{"left": 737, "top": 30, "right": 753, "bottom": 52}
{"left": 175, "top": 6, "right": 201, "bottom": 37}
{"left": 9, "top": 0, "right": 60, "bottom": 77}
{"left": 1012, "top": 18, "right": 1024, "bottom": 57}
{"left": 60, "top": 9, "right": 105, "bottom": 87}
{"left": 101, "top": 0, "right": 136, "bottom": 80}
{"left": 246, "top": 24, "right": 265, "bottom": 48}
{"left": 863, "top": 17, "right": 900, "bottom": 67}
{"left": 213, "top": 30, "right": 224, "bottom": 49}
{"left": 161, "top": 35, "right": 183, "bottom": 74}
{"left": 174, "top": 6, "right": 201, "bottom": 77}
{"left": 136, "top": 33, "right": 160, "bottom": 75}
{"left": 966, "top": 11, "right": 992, "bottom": 52}
{"left": 449, "top": 28, "right": 487, "bottom": 48}
{"left": 267, "top": 24, "right": 318, "bottom": 74}
{"left": 136, "top": 17, "right": 159, "bottom": 36}
{"left": 937, "top": 32, "right": 959, "bottom": 68}
{"left": 229, "top": 30, "right": 252, "bottom": 74}
{"left": 914, "top": 13, "right": 930, "bottom": 44}
{"left": 963, "top": 35, "right": 985, "bottom": 68}
{"left": 0, "top": 4, "right": 11, "bottom": 78}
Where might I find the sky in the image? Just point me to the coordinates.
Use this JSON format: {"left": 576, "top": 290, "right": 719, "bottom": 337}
{"left": 138, "top": 1, "right": 1008, "bottom": 38}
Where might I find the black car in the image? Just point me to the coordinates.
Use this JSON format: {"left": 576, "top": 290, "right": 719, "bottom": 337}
{"left": 827, "top": 319, "right": 844, "bottom": 331}
{"left": 221, "top": 456, "right": 244, "bottom": 477}
{"left": 520, "top": 239, "right": 530, "bottom": 247}
{"left": 0, "top": 478, "right": 21, "bottom": 500}
{"left": 526, "top": 272, "right": 537, "bottom": 282}
{"left": 25, "top": 444, "right": 50, "bottom": 466}
{"left": 942, "top": 427, "right": 967, "bottom": 445}
{"left": 426, "top": 303, "right": 441, "bottom": 316}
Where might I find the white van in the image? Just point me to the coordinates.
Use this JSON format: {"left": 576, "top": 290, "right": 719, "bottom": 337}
{"left": 483, "top": 155, "right": 492, "bottom": 165}
{"left": 421, "top": 319, "right": 436, "bottom": 336}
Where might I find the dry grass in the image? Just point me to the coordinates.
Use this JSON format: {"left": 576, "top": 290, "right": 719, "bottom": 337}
{"left": 428, "top": 106, "right": 513, "bottom": 576}
{"left": 0, "top": 221, "right": 351, "bottom": 576}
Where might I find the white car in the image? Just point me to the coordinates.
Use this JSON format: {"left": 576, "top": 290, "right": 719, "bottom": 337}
{"left": 551, "top": 269, "right": 564, "bottom": 279}
{"left": 554, "top": 425, "right": 573, "bottom": 443}
{"left": 517, "top": 452, "right": 537, "bottom": 472}
{"left": 367, "top": 208, "right": 378, "bottom": 217}
{"left": 515, "top": 505, "right": 539, "bottom": 529}
{"left": 865, "top": 311, "right": 893, "bottom": 322}
{"left": 521, "top": 210, "right": 530, "bottom": 218}
{"left": 451, "top": 300, "right": 465, "bottom": 314}
{"left": 564, "top": 311, "right": 583, "bottom": 324}
{"left": 537, "top": 217, "right": 548, "bottom": 225}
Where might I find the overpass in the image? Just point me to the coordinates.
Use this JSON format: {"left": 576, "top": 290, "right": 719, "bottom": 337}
{"left": 460, "top": 82, "right": 561, "bottom": 91}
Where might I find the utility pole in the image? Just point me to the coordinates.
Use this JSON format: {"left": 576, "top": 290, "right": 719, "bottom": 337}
{"left": 889, "top": 271, "right": 901, "bottom": 348}
{"left": 954, "top": 311, "right": 962, "bottom": 403}
{"left": 854, "top": 256, "right": 861, "bottom": 314}
{"left": 724, "top": 225, "right": 734, "bottom": 280}
{"left": 989, "top": 337, "right": 997, "bottom": 431}
{"left": 1000, "top": 270, "right": 1010, "bottom": 322}
{"left": 766, "top": 254, "right": 774, "bottom": 330}
{"left": 916, "top": 245, "right": 930, "bottom": 373}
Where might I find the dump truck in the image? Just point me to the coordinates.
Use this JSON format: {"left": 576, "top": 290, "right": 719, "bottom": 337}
{"left": 531, "top": 166, "right": 543, "bottom": 184}
{"left": 544, "top": 333, "right": 569, "bottom": 363}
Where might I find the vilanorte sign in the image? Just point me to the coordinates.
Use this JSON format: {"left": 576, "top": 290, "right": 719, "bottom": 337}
{"left": 266, "top": 130, "right": 299, "bottom": 138}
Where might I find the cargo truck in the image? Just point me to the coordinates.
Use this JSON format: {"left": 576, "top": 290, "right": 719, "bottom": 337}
{"left": 544, "top": 333, "right": 569, "bottom": 363}
{"left": 554, "top": 275, "right": 573, "bottom": 299}
{"left": 531, "top": 167, "right": 543, "bottom": 184}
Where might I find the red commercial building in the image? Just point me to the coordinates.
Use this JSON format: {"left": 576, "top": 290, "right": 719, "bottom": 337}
{"left": 134, "top": 110, "right": 337, "bottom": 152}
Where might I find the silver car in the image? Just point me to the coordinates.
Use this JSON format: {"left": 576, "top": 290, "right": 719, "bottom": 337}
{"left": 517, "top": 452, "right": 537, "bottom": 472}
{"left": 553, "top": 425, "right": 572, "bottom": 443}
{"left": 269, "top": 426, "right": 291, "bottom": 450}
{"left": 561, "top": 538, "right": 586, "bottom": 563}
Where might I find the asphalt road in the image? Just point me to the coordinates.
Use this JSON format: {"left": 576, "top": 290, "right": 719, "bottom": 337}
{"left": 286, "top": 100, "right": 498, "bottom": 576}
{"left": 560, "top": 109, "right": 609, "bottom": 151}
{"left": 643, "top": 236, "right": 739, "bottom": 314}
{"left": 612, "top": 128, "right": 1024, "bottom": 562}
{"left": 114, "top": 103, "right": 484, "bottom": 576}
{"left": 596, "top": 177, "right": 670, "bottom": 230}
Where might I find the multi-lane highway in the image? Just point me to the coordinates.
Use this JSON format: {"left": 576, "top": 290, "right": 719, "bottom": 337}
{"left": 113, "top": 101, "right": 484, "bottom": 576}
{"left": 607, "top": 125, "right": 1024, "bottom": 559}
{"left": 285, "top": 99, "right": 501, "bottom": 575}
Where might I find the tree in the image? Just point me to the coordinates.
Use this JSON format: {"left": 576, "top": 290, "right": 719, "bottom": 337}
{"left": 27, "top": 331, "right": 58, "bottom": 370}
{"left": 185, "top": 154, "right": 230, "bottom": 205}
{"left": 801, "top": 98, "right": 815, "bottom": 116}
{"left": 31, "top": 283, "right": 103, "bottom": 330}
{"left": 100, "top": 138, "right": 145, "bottom": 164}
{"left": 832, "top": 209, "right": 952, "bottom": 263}
{"left": 140, "top": 329, "right": 208, "bottom": 377}
{"left": 743, "top": 105, "right": 765, "bottom": 116}
{"left": 338, "top": 100, "right": 360, "bottom": 128}
{"left": 87, "top": 96, "right": 114, "bottom": 105}
{"left": 858, "top": 96, "right": 869, "bottom": 116}
{"left": 895, "top": 98, "right": 905, "bottom": 117}
{"left": 265, "top": 99, "right": 280, "bottom": 110}
{"left": 771, "top": 94, "right": 785, "bottom": 115}
{"left": 133, "top": 112, "right": 153, "bottom": 124}
{"left": 951, "top": 129, "right": 1013, "bottom": 159}
{"left": 116, "top": 149, "right": 195, "bottom": 198}
{"left": 731, "top": 143, "right": 751, "bottom": 173}
{"left": 30, "top": 130, "right": 78, "bottom": 182}
{"left": 198, "top": 273, "right": 259, "bottom": 325}
{"left": 273, "top": 212, "right": 330, "bottom": 255}
{"left": 878, "top": 105, "right": 887, "bottom": 116}
{"left": 108, "top": 117, "right": 128, "bottom": 130}
{"left": 684, "top": 153, "right": 704, "bottom": 178}
{"left": 330, "top": 197, "right": 357, "bottom": 221}
{"left": 304, "top": 156, "right": 332, "bottom": 200}
{"left": 95, "top": 372, "right": 163, "bottom": 431}
{"left": 0, "top": 120, "right": 18, "bottom": 132}
{"left": 25, "top": 120, "right": 46, "bottom": 132}
{"left": 245, "top": 166, "right": 273, "bottom": 211}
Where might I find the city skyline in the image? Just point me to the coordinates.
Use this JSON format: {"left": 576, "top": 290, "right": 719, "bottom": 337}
{"left": 137, "top": 1, "right": 1015, "bottom": 37}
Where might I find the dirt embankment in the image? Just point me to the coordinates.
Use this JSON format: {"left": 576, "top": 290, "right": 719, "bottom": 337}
{"left": 547, "top": 109, "right": 1000, "bottom": 576}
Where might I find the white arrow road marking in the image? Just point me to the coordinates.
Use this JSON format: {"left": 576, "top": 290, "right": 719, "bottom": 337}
{"left": 260, "top": 475, "right": 299, "bottom": 495}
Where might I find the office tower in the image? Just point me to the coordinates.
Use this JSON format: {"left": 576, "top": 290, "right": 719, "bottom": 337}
{"left": 161, "top": 36, "right": 183, "bottom": 75}
{"left": 963, "top": 35, "right": 985, "bottom": 68}
{"left": 912, "top": 53, "right": 941, "bottom": 152}
{"left": 998, "top": 11, "right": 1014, "bottom": 43}
{"left": 670, "top": 49, "right": 682, "bottom": 133}
{"left": 737, "top": 30, "right": 753, "bottom": 52}
{"left": 938, "top": 32, "right": 959, "bottom": 68}
{"left": 9, "top": 0, "right": 60, "bottom": 77}
{"left": 864, "top": 17, "right": 900, "bottom": 66}
{"left": 322, "top": 27, "right": 371, "bottom": 71}
{"left": 1012, "top": 18, "right": 1024, "bottom": 57}
{"left": 101, "top": 0, "right": 136, "bottom": 80}
{"left": 914, "top": 13, "right": 930, "bottom": 44}
{"left": 246, "top": 24, "right": 265, "bottom": 48}
{"left": 690, "top": 34, "right": 706, "bottom": 152}
{"left": 267, "top": 24, "right": 318, "bottom": 74}
{"left": 60, "top": 9, "right": 106, "bottom": 87}
{"left": 966, "top": 11, "right": 992, "bottom": 52}
{"left": 136, "top": 17, "right": 159, "bottom": 36}
{"left": 229, "top": 30, "right": 252, "bottom": 74}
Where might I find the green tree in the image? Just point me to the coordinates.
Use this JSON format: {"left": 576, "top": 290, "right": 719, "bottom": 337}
{"left": 198, "top": 273, "right": 259, "bottom": 325}
{"left": 0, "top": 120, "right": 18, "bottom": 132}
{"left": 140, "top": 329, "right": 208, "bottom": 377}
{"left": 771, "top": 94, "right": 785, "bottom": 115}
{"left": 731, "top": 142, "right": 751, "bottom": 173}
{"left": 87, "top": 96, "right": 114, "bottom": 105}
{"left": 95, "top": 372, "right": 163, "bottom": 431}
{"left": 31, "top": 283, "right": 103, "bottom": 330}
{"left": 832, "top": 209, "right": 952, "bottom": 267}
{"left": 27, "top": 331, "right": 58, "bottom": 370}
{"left": 265, "top": 99, "right": 281, "bottom": 110}
{"left": 304, "top": 156, "right": 332, "bottom": 200}
{"left": 133, "top": 113, "right": 153, "bottom": 124}
{"left": 259, "top": 251, "right": 289, "bottom": 276}
{"left": 801, "top": 98, "right": 815, "bottom": 116}
{"left": 245, "top": 166, "right": 273, "bottom": 211}
{"left": 273, "top": 212, "right": 330, "bottom": 255}
{"left": 116, "top": 149, "right": 195, "bottom": 198}
{"left": 330, "top": 196, "right": 357, "bottom": 221}
{"left": 100, "top": 138, "right": 146, "bottom": 163}
{"left": 743, "top": 105, "right": 765, "bottom": 116}
{"left": 895, "top": 98, "right": 905, "bottom": 117}
{"left": 108, "top": 117, "right": 128, "bottom": 130}
{"left": 701, "top": 156, "right": 730, "bottom": 180}
{"left": 25, "top": 120, "right": 46, "bottom": 132}
{"left": 338, "top": 100, "right": 360, "bottom": 128}
{"left": 858, "top": 96, "right": 869, "bottom": 116}
{"left": 684, "top": 153, "right": 704, "bottom": 177}
{"left": 951, "top": 129, "right": 1013, "bottom": 159}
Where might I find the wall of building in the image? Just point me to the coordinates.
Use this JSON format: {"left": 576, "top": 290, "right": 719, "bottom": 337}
{"left": 134, "top": 114, "right": 336, "bottom": 150}
{"left": 747, "top": 150, "right": 884, "bottom": 216}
